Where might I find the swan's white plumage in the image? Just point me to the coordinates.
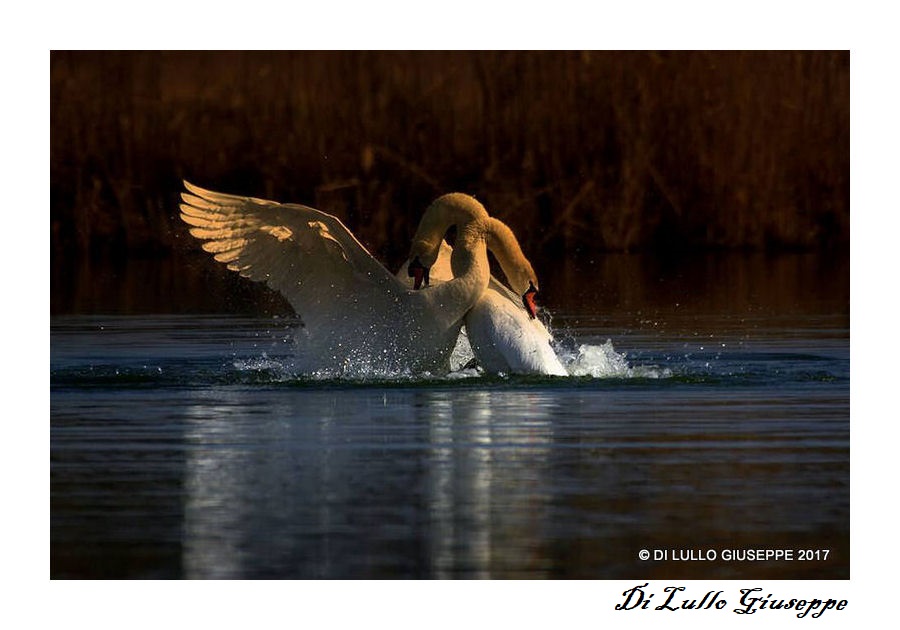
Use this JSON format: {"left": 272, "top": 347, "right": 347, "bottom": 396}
{"left": 180, "top": 181, "right": 491, "bottom": 374}
{"left": 399, "top": 239, "right": 568, "bottom": 376}
{"left": 465, "top": 288, "right": 567, "bottom": 376}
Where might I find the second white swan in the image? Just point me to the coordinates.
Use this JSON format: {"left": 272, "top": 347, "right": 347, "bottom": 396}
{"left": 399, "top": 217, "right": 567, "bottom": 376}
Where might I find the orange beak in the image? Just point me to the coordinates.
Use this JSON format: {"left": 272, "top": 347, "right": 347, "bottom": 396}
{"left": 522, "top": 282, "right": 538, "bottom": 319}
{"left": 408, "top": 257, "right": 429, "bottom": 290}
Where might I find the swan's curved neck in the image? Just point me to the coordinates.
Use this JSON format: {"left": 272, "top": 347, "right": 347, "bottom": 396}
{"left": 485, "top": 217, "right": 536, "bottom": 293}
{"left": 410, "top": 194, "right": 491, "bottom": 326}
{"left": 409, "top": 193, "right": 489, "bottom": 267}
{"left": 430, "top": 221, "right": 490, "bottom": 324}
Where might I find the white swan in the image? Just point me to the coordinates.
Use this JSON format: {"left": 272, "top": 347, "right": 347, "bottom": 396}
{"left": 179, "top": 182, "right": 492, "bottom": 374}
{"left": 398, "top": 217, "right": 568, "bottom": 376}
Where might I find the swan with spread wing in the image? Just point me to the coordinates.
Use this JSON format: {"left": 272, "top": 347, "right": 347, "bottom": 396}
{"left": 180, "top": 181, "right": 567, "bottom": 376}
{"left": 180, "top": 181, "right": 492, "bottom": 374}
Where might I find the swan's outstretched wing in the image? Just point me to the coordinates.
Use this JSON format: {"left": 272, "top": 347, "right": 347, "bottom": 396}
{"left": 180, "top": 181, "right": 405, "bottom": 326}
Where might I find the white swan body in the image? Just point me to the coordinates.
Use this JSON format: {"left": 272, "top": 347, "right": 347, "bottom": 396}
{"left": 399, "top": 220, "right": 568, "bottom": 376}
{"left": 179, "top": 182, "right": 491, "bottom": 374}
{"left": 465, "top": 288, "right": 566, "bottom": 375}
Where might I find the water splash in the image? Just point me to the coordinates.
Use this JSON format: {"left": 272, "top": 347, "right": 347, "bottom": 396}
{"left": 230, "top": 334, "right": 670, "bottom": 382}
{"left": 229, "top": 317, "right": 672, "bottom": 382}
{"left": 232, "top": 348, "right": 485, "bottom": 383}
{"left": 556, "top": 339, "right": 672, "bottom": 379}
{"left": 449, "top": 327, "right": 476, "bottom": 372}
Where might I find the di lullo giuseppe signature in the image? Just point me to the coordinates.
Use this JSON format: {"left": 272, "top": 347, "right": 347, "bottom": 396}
{"left": 615, "top": 584, "right": 847, "bottom": 619}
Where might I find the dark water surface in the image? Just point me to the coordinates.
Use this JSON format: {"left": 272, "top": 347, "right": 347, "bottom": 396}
{"left": 50, "top": 253, "right": 849, "bottom": 579}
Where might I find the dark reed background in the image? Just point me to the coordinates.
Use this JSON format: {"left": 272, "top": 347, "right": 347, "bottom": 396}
{"left": 50, "top": 51, "right": 849, "bottom": 314}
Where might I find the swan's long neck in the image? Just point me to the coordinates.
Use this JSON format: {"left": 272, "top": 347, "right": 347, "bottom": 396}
{"left": 437, "top": 221, "right": 491, "bottom": 321}
{"left": 410, "top": 194, "right": 491, "bottom": 327}
{"left": 485, "top": 217, "right": 536, "bottom": 293}
{"left": 409, "top": 193, "right": 489, "bottom": 268}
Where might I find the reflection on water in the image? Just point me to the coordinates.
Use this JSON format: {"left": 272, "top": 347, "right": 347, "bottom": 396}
{"left": 50, "top": 252, "right": 849, "bottom": 579}
{"left": 178, "top": 389, "right": 556, "bottom": 579}
{"left": 426, "top": 392, "right": 553, "bottom": 578}
{"left": 51, "top": 360, "right": 848, "bottom": 579}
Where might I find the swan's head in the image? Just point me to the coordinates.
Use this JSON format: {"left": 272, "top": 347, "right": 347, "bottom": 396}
{"left": 406, "top": 237, "right": 443, "bottom": 289}
{"left": 407, "top": 255, "right": 431, "bottom": 290}
{"left": 407, "top": 193, "right": 489, "bottom": 290}
{"left": 485, "top": 217, "right": 541, "bottom": 319}
{"left": 504, "top": 260, "right": 541, "bottom": 320}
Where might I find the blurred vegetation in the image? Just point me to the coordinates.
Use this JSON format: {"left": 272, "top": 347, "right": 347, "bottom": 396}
{"left": 50, "top": 51, "right": 848, "bottom": 312}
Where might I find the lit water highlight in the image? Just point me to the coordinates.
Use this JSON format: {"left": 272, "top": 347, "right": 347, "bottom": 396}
{"left": 51, "top": 306, "right": 848, "bottom": 579}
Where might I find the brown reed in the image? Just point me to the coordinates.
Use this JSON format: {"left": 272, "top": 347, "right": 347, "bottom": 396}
{"left": 51, "top": 51, "right": 849, "bottom": 271}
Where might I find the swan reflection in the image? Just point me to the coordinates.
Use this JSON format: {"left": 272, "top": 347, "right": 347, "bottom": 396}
{"left": 425, "top": 391, "right": 554, "bottom": 578}
{"left": 180, "top": 387, "right": 555, "bottom": 578}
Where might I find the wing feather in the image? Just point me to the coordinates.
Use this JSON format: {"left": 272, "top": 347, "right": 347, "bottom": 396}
{"left": 179, "top": 180, "right": 404, "bottom": 326}
{"left": 201, "top": 238, "right": 248, "bottom": 254}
